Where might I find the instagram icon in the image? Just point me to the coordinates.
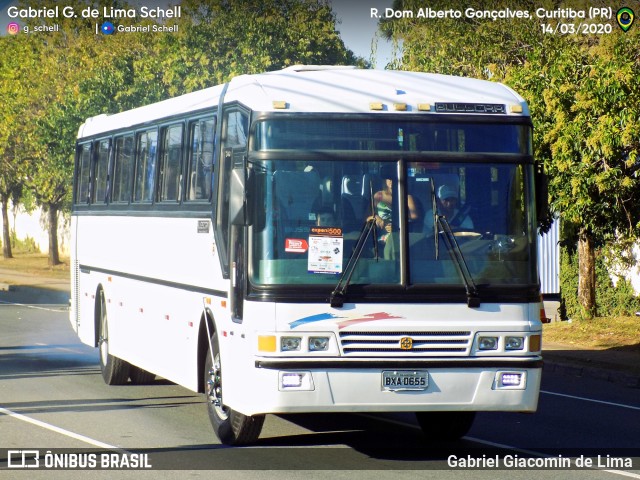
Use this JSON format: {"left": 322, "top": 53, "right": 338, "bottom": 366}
{"left": 7, "top": 22, "right": 20, "bottom": 35}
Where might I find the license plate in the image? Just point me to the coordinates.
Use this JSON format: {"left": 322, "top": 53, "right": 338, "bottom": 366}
{"left": 382, "top": 370, "right": 428, "bottom": 391}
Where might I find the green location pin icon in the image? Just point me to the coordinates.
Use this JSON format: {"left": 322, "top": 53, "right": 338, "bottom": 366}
{"left": 617, "top": 7, "right": 634, "bottom": 32}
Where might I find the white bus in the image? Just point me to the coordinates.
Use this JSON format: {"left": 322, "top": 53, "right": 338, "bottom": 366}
{"left": 70, "top": 66, "right": 546, "bottom": 445}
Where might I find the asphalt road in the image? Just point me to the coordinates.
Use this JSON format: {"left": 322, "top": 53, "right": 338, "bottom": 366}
{"left": 0, "top": 292, "right": 639, "bottom": 479}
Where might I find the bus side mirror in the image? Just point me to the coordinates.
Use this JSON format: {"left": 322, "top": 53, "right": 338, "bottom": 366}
{"left": 229, "top": 166, "right": 253, "bottom": 226}
{"left": 535, "top": 164, "right": 551, "bottom": 233}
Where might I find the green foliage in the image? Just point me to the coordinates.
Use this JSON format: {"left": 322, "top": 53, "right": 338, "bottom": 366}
{"left": 1, "top": 0, "right": 357, "bottom": 263}
{"left": 560, "top": 247, "right": 640, "bottom": 319}
{"left": 381, "top": 0, "right": 640, "bottom": 315}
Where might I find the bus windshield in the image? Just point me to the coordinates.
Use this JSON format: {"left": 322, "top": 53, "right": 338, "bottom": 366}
{"left": 248, "top": 163, "right": 536, "bottom": 292}
{"left": 248, "top": 117, "right": 536, "bottom": 294}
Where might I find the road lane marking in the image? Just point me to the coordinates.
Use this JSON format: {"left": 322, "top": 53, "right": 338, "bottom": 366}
{"left": 0, "top": 300, "right": 68, "bottom": 312}
{"left": 0, "top": 406, "right": 118, "bottom": 450}
{"left": 541, "top": 390, "right": 640, "bottom": 411}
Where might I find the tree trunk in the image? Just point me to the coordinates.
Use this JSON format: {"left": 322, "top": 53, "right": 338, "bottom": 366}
{"left": 577, "top": 232, "right": 596, "bottom": 318}
{"left": 47, "top": 204, "right": 61, "bottom": 266}
{"left": 1, "top": 198, "right": 12, "bottom": 259}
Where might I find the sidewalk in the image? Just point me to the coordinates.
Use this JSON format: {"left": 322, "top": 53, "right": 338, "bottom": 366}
{"left": 0, "top": 266, "right": 637, "bottom": 388}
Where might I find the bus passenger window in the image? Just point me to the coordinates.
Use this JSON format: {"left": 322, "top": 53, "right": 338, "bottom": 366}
{"left": 92, "top": 139, "right": 110, "bottom": 204}
{"left": 75, "top": 143, "right": 91, "bottom": 204}
{"left": 112, "top": 135, "right": 134, "bottom": 203}
{"left": 133, "top": 129, "right": 158, "bottom": 203}
{"left": 159, "top": 124, "right": 183, "bottom": 202}
{"left": 186, "top": 118, "right": 215, "bottom": 201}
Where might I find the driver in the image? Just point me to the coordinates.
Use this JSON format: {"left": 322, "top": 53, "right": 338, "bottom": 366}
{"left": 423, "top": 184, "right": 473, "bottom": 234}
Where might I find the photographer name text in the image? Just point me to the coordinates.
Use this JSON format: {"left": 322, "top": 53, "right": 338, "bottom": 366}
{"left": 7, "top": 6, "right": 181, "bottom": 20}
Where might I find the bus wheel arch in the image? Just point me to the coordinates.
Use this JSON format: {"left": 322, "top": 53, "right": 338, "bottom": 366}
{"left": 199, "top": 314, "right": 264, "bottom": 445}
{"left": 95, "top": 285, "right": 130, "bottom": 385}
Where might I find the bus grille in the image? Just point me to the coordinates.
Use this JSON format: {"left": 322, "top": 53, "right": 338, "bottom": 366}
{"left": 338, "top": 331, "right": 472, "bottom": 356}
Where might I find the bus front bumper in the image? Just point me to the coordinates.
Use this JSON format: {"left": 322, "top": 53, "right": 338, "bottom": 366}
{"left": 226, "top": 357, "right": 543, "bottom": 416}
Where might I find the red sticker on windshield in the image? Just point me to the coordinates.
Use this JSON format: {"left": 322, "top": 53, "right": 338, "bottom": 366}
{"left": 285, "top": 238, "right": 308, "bottom": 253}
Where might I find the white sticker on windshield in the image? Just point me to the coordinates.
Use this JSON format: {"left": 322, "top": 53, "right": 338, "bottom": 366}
{"left": 308, "top": 227, "right": 343, "bottom": 275}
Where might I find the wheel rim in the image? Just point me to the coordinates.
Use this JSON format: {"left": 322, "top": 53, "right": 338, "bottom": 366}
{"left": 207, "top": 352, "right": 229, "bottom": 420}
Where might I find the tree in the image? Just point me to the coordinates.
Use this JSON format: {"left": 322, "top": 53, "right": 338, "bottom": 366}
{"left": 3, "top": 0, "right": 359, "bottom": 265}
{"left": 0, "top": 35, "right": 39, "bottom": 259}
{"left": 380, "top": 0, "right": 640, "bottom": 317}
{"left": 8, "top": 0, "right": 161, "bottom": 265}
{"left": 150, "top": 0, "right": 360, "bottom": 96}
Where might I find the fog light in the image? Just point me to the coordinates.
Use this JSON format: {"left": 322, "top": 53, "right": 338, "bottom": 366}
{"left": 309, "top": 337, "right": 329, "bottom": 352}
{"left": 505, "top": 336, "right": 524, "bottom": 350}
{"left": 281, "top": 337, "right": 301, "bottom": 352}
{"left": 497, "top": 372, "right": 525, "bottom": 389}
{"left": 281, "top": 373, "right": 303, "bottom": 388}
{"left": 279, "top": 371, "right": 313, "bottom": 391}
{"left": 478, "top": 336, "right": 498, "bottom": 350}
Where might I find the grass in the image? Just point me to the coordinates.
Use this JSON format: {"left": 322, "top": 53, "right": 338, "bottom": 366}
{"left": 0, "top": 251, "right": 70, "bottom": 282}
{"left": 544, "top": 316, "right": 640, "bottom": 352}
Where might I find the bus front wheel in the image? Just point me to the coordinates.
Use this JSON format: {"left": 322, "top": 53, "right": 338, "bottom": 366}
{"left": 204, "top": 332, "right": 264, "bottom": 445}
{"left": 415, "top": 411, "right": 476, "bottom": 441}
{"left": 97, "top": 289, "right": 130, "bottom": 385}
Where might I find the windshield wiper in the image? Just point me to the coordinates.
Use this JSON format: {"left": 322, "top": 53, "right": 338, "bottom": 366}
{"left": 330, "top": 179, "right": 379, "bottom": 308}
{"left": 329, "top": 217, "right": 375, "bottom": 308}
{"left": 429, "top": 179, "right": 439, "bottom": 259}
{"left": 436, "top": 215, "right": 481, "bottom": 308}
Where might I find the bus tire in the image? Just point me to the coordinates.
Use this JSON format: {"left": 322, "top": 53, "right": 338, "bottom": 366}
{"left": 415, "top": 411, "right": 476, "bottom": 441}
{"left": 204, "top": 332, "right": 264, "bottom": 445}
{"left": 97, "top": 289, "right": 130, "bottom": 385}
{"left": 129, "top": 365, "right": 156, "bottom": 385}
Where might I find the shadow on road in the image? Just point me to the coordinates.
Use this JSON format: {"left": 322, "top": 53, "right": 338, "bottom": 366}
{"left": 0, "top": 285, "right": 70, "bottom": 306}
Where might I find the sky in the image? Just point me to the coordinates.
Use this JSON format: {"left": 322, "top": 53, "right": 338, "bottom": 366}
{"left": 0, "top": 0, "right": 396, "bottom": 68}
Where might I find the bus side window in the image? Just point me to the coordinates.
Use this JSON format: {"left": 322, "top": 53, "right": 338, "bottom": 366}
{"left": 112, "top": 135, "right": 134, "bottom": 203}
{"left": 75, "top": 143, "right": 92, "bottom": 204}
{"left": 92, "top": 139, "right": 110, "bottom": 204}
{"left": 158, "top": 124, "right": 183, "bottom": 203}
{"left": 186, "top": 117, "right": 215, "bottom": 202}
{"left": 133, "top": 129, "right": 158, "bottom": 203}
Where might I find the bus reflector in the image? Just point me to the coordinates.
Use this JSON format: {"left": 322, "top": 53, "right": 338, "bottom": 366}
{"left": 394, "top": 103, "right": 407, "bottom": 111}
{"left": 258, "top": 335, "right": 277, "bottom": 352}
{"left": 510, "top": 105, "right": 523, "bottom": 113}
{"left": 272, "top": 101, "right": 287, "bottom": 109}
{"left": 417, "top": 103, "right": 431, "bottom": 111}
{"left": 370, "top": 102, "right": 384, "bottom": 110}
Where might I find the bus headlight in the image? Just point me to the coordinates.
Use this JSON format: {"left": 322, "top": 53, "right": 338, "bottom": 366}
{"left": 309, "top": 337, "right": 330, "bottom": 352}
{"left": 478, "top": 336, "right": 498, "bottom": 350}
{"left": 281, "top": 337, "right": 301, "bottom": 352}
{"left": 505, "top": 336, "right": 524, "bottom": 350}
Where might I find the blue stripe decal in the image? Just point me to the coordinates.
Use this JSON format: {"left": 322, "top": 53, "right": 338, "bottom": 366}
{"left": 289, "top": 313, "right": 344, "bottom": 329}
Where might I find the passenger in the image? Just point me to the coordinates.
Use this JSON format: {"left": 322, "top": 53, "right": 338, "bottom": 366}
{"left": 370, "top": 178, "right": 418, "bottom": 243}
